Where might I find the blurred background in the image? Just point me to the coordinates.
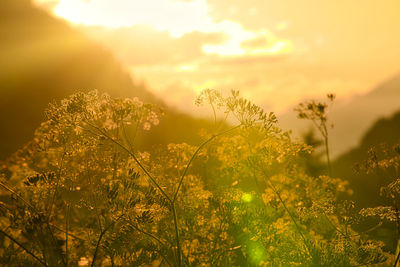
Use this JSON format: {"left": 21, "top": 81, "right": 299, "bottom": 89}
{"left": 2, "top": 0, "right": 400, "bottom": 158}
{"left": 1, "top": 0, "right": 400, "bottom": 251}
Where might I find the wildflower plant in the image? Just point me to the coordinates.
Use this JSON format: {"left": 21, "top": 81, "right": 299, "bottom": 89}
{"left": 295, "top": 94, "right": 335, "bottom": 176}
{"left": 355, "top": 144, "right": 400, "bottom": 266}
{"left": 0, "top": 90, "right": 391, "bottom": 266}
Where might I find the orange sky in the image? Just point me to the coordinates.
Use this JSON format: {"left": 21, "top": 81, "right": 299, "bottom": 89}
{"left": 34, "top": 0, "right": 400, "bottom": 114}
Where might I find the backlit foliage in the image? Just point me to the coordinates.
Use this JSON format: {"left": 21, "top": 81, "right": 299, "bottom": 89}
{"left": 295, "top": 94, "right": 335, "bottom": 176}
{"left": 355, "top": 144, "right": 400, "bottom": 265}
{"left": 0, "top": 90, "right": 393, "bottom": 266}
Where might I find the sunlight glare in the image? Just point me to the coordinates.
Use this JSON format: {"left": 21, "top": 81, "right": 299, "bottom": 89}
{"left": 54, "top": 0, "right": 212, "bottom": 37}
{"left": 193, "top": 80, "right": 218, "bottom": 94}
{"left": 177, "top": 65, "right": 197, "bottom": 72}
{"left": 51, "top": 0, "right": 292, "bottom": 57}
{"left": 242, "top": 192, "right": 253, "bottom": 203}
{"left": 203, "top": 28, "right": 293, "bottom": 57}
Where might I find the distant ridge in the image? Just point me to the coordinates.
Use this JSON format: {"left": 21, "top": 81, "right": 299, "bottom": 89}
{"left": 0, "top": 0, "right": 214, "bottom": 159}
{"left": 278, "top": 72, "right": 400, "bottom": 158}
{"left": 333, "top": 110, "right": 400, "bottom": 206}
{"left": 331, "top": 109, "right": 400, "bottom": 252}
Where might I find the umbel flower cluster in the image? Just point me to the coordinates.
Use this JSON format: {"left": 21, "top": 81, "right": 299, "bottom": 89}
{"left": 0, "top": 90, "right": 394, "bottom": 266}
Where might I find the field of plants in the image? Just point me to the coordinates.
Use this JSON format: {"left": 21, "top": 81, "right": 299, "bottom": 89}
{"left": 0, "top": 90, "right": 399, "bottom": 266}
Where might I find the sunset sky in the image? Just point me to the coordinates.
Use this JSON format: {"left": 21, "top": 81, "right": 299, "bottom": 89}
{"left": 33, "top": 0, "right": 400, "bottom": 114}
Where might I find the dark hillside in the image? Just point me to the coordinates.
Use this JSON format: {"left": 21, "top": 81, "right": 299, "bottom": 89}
{"left": 279, "top": 73, "right": 400, "bottom": 158}
{"left": 332, "top": 111, "right": 400, "bottom": 251}
{"left": 0, "top": 0, "right": 214, "bottom": 159}
{"left": 333, "top": 111, "right": 400, "bottom": 207}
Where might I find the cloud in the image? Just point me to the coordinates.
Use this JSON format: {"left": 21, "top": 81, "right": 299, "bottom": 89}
{"left": 81, "top": 25, "right": 227, "bottom": 65}
{"left": 38, "top": 0, "right": 293, "bottom": 59}
{"left": 53, "top": 0, "right": 212, "bottom": 37}
{"left": 241, "top": 36, "right": 268, "bottom": 49}
{"left": 34, "top": 0, "right": 400, "bottom": 114}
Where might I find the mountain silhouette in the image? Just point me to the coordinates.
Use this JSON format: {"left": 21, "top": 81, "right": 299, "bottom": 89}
{"left": 0, "top": 0, "right": 215, "bottom": 160}
{"left": 278, "top": 72, "right": 400, "bottom": 158}
{"left": 333, "top": 110, "right": 400, "bottom": 207}
{"left": 331, "top": 110, "right": 400, "bottom": 251}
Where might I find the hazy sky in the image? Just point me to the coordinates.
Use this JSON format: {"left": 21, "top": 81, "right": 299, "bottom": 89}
{"left": 34, "top": 0, "right": 400, "bottom": 114}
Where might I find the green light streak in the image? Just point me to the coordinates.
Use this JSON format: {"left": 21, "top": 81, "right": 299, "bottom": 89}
{"left": 242, "top": 192, "right": 253, "bottom": 203}
{"left": 247, "top": 241, "right": 266, "bottom": 265}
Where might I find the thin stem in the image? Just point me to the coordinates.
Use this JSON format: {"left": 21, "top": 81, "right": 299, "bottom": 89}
{"left": 131, "top": 113, "right": 144, "bottom": 144}
{"left": 126, "top": 221, "right": 170, "bottom": 251}
{"left": 127, "top": 216, "right": 182, "bottom": 266}
{"left": 122, "top": 124, "right": 134, "bottom": 152}
{"left": 46, "top": 220, "right": 65, "bottom": 266}
{"left": 215, "top": 111, "right": 230, "bottom": 134}
{"left": 48, "top": 141, "right": 67, "bottom": 221}
{"left": 0, "top": 228, "right": 47, "bottom": 266}
{"left": 65, "top": 204, "right": 69, "bottom": 267}
{"left": 394, "top": 248, "right": 400, "bottom": 267}
{"left": 169, "top": 125, "right": 241, "bottom": 266}
{"left": 213, "top": 245, "right": 241, "bottom": 265}
{"left": 172, "top": 125, "right": 240, "bottom": 203}
{"left": 264, "top": 176, "right": 311, "bottom": 255}
{"left": 210, "top": 100, "right": 217, "bottom": 126}
{"left": 171, "top": 204, "right": 182, "bottom": 267}
{"left": 349, "top": 222, "right": 382, "bottom": 237}
{"left": 86, "top": 122, "right": 172, "bottom": 203}
{"left": 127, "top": 222, "right": 173, "bottom": 267}
{"left": 0, "top": 181, "right": 37, "bottom": 211}
{"left": 91, "top": 214, "right": 124, "bottom": 267}
{"left": 323, "top": 125, "right": 332, "bottom": 176}
{"left": 323, "top": 212, "right": 346, "bottom": 237}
